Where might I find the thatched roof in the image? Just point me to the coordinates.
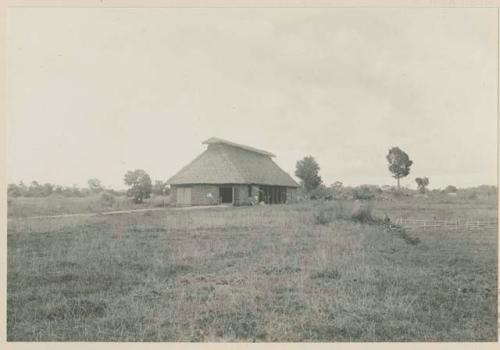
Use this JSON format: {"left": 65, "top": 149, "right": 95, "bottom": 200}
{"left": 167, "top": 138, "right": 299, "bottom": 187}
{"left": 202, "top": 137, "right": 276, "bottom": 157}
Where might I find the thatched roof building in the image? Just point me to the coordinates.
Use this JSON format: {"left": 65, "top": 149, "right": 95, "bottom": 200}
{"left": 167, "top": 137, "right": 299, "bottom": 206}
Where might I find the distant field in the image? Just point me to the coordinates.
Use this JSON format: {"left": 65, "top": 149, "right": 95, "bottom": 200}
{"left": 7, "top": 197, "right": 498, "bottom": 341}
{"left": 7, "top": 194, "right": 171, "bottom": 218}
{"left": 373, "top": 195, "right": 498, "bottom": 221}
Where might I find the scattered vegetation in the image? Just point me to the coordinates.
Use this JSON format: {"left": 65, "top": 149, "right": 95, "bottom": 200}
{"left": 8, "top": 173, "right": 170, "bottom": 201}
{"left": 382, "top": 220, "right": 421, "bottom": 245}
{"left": 7, "top": 181, "right": 101, "bottom": 198}
{"left": 298, "top": 183, "right": 496, "bottom": 202}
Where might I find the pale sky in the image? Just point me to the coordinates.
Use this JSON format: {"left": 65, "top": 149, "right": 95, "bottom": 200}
{"left": 6, "top": 8, "right": 498, "bottom": 190}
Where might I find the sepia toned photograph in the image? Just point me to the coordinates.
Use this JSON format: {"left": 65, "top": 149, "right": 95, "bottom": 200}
{"left": 4, "top": 3, "right": 499, "bottom": 343}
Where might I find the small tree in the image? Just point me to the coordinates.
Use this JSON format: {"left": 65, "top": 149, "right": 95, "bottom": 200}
{"left": 124, "top": 169, "right": 152, "bottom": 203}
{"left": 53, "top": 185, "right": 64, "bottom": 195}
{"left": 70, "top": 184, "right": 83, "bottom": 197}
{"left": 152, "top": 180, "right": 169, "bottom": 196}
{"left": 352, "top": 185, "right": 376, "bottom": 200}
{"left": 329, "top": 181, "right": 342, "bottom": 199}
{"left": 331, "top": 181, "right": 343, "bottom": 190}
{"left": 28, "top": 181, "right": 43, "bottom": 197}
{"left": 18, "top": 181, "right": 28, "bottom": 196}
{"left": 100, "top": 191, "right": 116, "bottom": 207}
{"left": 295, "top": 156, "right": 322, "bottom": 193}
{"left": 88, "top": 178, "right": 104, "bottom": 193}
{"left": 309, "top": 184, "right": 330, "bottom": 199}
{"left": 7, "top": 184, "right": 22, "bottom": 197}
{"left": 386, "top": 147, "right": 413, "bottom": 190}
{"left": 415, "top": 177, "right": 429, "bottom": 193}
{"left": 443, "top": 185, "right": 457, "bottom": 194}
{"left": 42, "top": 183, "right": 54, "bottom": 196}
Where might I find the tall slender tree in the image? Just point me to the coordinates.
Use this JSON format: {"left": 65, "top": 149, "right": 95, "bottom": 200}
{"left": 386, "top": 147, "right": 413, "bottom": 190}
{"left": 295, "top": 156, "right": 322, "bottom": 193}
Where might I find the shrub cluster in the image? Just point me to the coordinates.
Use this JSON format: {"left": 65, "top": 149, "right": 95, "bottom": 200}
{"left": 350, "top": 204, "right": 376, "bottom": 223}
{"left": 312, "top": 201, "right": 350, "bottom": 225}
{"left": 312, "top": 200, "right": 421, "bottom": 247}
{"left": 7, "top": 182, "right": 126, "bottom": 198}
{"left": 100, "top": 192, "right": 116, "bottom": 207}
{"left": 352, "top": 186, "right": 377, "bottom": 200}
{"left": 301, "top": 184, "right": 497, "bottom": 202}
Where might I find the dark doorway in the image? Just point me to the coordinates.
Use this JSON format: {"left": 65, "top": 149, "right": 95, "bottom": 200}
{"left": 219, "top": 186, "right": 233, "bottom": 204}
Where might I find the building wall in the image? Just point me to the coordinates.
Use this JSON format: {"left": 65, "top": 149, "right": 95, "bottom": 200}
{"left": 171, "top": 184, "right": 298, "bottom": 206}
{"left": 192, "top": 185, "right": 219, "bottom": 206}
{"left": 170, "top": 185, "right": 177, "bottom": 204}
{"left": 286, "top": 187, "right": 298, "bottom": 203}
{"left": 170, "top": 185, "right": 219, "bottom": 206}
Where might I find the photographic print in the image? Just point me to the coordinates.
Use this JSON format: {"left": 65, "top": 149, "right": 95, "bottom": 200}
{"left": 4, "top": 2, "right": 499, "bottom": 343}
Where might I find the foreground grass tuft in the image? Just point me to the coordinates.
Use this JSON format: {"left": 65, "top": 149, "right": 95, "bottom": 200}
{"left": 310, "top": 268, "right": 341, "bottom": 280}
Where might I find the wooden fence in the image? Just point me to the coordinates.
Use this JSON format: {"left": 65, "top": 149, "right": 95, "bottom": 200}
{"left": 394, "top": 218, "right": 498, "bottom": 231}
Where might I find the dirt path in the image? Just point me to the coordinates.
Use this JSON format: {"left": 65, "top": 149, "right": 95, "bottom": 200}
{"left": 8, "top": 205, "right": 232, "bottom": 220}
{"left": 8, "top": 207, "right": 171, "bottom": 220}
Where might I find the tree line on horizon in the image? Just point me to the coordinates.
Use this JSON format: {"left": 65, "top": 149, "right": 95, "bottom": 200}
{"left": 7, "top": 146, "right": 497, "bottom": 202}
{"left": 294, "top": 147, "right": 495, "bottom": 200}
{"left": 7, "top": 175, "right": 170, "bottom": 203}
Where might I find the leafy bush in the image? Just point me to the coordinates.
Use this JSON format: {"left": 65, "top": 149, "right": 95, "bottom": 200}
{"left": 152, "top": 180, "right": 170, "bottom": 196}
{"left": 398, "top": 229, "right": 421, "bottom": 245}
{"left": 443, "top": 185, "right": 458, "bottom": 194}
{"left": 352, "top": 185, "right": 377, "bottom": 200}
{"left": 351, "top": 203, "right": 376, "bottom": 224}
{"left": 312, "top": 201, "right": 350, "bottom": 225}
{"left": 385, "top": 223, "right": 420, "bottom": 245}
{"left": 466, "top": 192, "right": 478, "bottom": 200}
{"left": 100, "top": 192, "right": 116, "bottom": 207}
{"left": 308, "top": 185, "right": 332, "bottom": 199}
{"left": 124, "top": 169, "right": 153, "bottom": 204}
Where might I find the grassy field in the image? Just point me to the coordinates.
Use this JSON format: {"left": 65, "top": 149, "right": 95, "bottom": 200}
{"left": 7, "top": 197, "right": 498, "bottom": 341}
{"left": 7, "top": 194, "right": 170, "bottom": 218}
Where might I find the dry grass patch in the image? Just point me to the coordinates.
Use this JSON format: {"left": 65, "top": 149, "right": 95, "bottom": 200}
{"left": 7, "top": 199, "right": 497, "bottom": 341}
